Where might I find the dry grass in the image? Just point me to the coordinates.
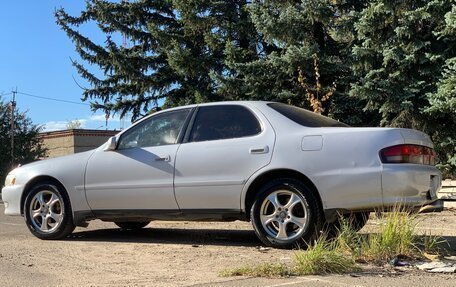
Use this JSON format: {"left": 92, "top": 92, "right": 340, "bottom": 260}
{"left": 293, "top": 236, "right": 360, "bottom": 275}
{"left": 337, "top": 206, "right": 418, "bottom": 263}
{"left": 220, "top": 205, "right": 448, "bottom": 278}
{"left": 219, "top": 263, "right": 290, "bottom": 278}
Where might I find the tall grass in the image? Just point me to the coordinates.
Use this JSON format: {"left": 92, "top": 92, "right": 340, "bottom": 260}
{"left": 293, "top": 236, "right": 359, "bottom": 275}
{"left": 220, "top": 237, "right": 359, "bottom": 277}
{"left": 415, "top": 232, "right": 447, "bottom": 255}
{"left": 220, "top": 205, "right": 448, "bottom": 278}
{"left": 336, "top": 205, "right": 434, "bottom": 263}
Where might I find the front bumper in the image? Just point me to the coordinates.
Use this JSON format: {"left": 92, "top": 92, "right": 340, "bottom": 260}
{"left": 1, "top": 184, "right": 24, "bottom": 216}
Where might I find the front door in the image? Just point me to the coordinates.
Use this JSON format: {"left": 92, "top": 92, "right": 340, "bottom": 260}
{"left": 84, "top": 108, "right": 191, "bottom": 211}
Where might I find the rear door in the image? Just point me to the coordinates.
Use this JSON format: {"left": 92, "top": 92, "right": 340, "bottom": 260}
{"left": 174, "top": 104, "right": 275, "bottom": 211}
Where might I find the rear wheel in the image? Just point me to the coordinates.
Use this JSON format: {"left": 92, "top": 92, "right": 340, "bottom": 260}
{"left": 326, "top": 211, "right": 370, "bottom": 237}
{"left": 24, "top": 183, "right": 75, "bottom": 240}
{"left": 345, "top": 212, "right": 370, "bottom": 232}
{"left": 250, "top": 178, "right": 324, "bottom": 249}
{"left": 115, "top": 221, "right": 150, "bottom": 230}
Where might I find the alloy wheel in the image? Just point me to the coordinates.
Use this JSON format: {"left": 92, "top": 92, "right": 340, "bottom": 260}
{"left": 28, "top": 190, "right": 64, "bottom": 233}
{"left": 259, "top": 190, "right": 310, "bottom": 241}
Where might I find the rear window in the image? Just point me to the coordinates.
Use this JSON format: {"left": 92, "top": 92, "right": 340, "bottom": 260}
{"left": 268, "top": 103, "right": 349, "bottom": 128}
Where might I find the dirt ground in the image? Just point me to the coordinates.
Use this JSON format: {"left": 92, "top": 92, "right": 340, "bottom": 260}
{"left": 1, "top": 202, "right": 456, "bottom": 287}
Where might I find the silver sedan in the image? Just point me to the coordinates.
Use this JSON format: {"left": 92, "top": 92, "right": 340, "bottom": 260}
{"left": 1, "top": 101, "right": 442, "bottom": 248}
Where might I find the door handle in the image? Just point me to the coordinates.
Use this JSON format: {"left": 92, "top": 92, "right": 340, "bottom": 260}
{"left": 155, "top": 155, "right": 171, "bottom": 162}
{"left": 249, "top": 146, "right": 269, "bottom": 154}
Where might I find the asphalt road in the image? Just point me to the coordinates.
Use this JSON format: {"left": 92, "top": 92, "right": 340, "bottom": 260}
{"left": 1, "top": 201, "right": 456, "bottom": 287}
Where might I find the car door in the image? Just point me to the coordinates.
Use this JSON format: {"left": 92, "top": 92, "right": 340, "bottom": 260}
{"left": 174, "top": 104, "right": 275, "bottom": 211}
{"left": 84, "top": 108, "right": 191, "bottom": 211}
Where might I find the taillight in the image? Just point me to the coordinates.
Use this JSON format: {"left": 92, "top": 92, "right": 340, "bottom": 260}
{"left": 380, "top": 144, "right": 436, "bottom": 165}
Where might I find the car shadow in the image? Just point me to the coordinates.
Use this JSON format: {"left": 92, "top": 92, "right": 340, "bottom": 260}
{"left": 406, "top": 234, "right": 456, "bottom": 256}
{"left": 440, "top": 235, "right": 456, "bottom": 255}
{"left": 64, "top": 227, "right": 456, "bottom": 252}
{"left": 67, "top": 227, "right": 261, "bottom": 247}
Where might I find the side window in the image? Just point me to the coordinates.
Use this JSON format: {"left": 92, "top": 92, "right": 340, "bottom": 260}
{"left": 118, "top": 109, "right": 190, "bottom": 149}
{"left": 189, "top": 105, "right": 261, "bottom": 142}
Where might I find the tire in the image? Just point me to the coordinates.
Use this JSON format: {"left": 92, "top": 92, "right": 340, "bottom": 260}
{"left": 114, "top": 221, "right": 150, "bottom": 230}
{"left": 250, "top": 178, "right": 324, "bottom": 249}
{"left": 326, "top": 212, "right": 370, "bottom": 238}
{"left": 345, "top": 212, "right": 370, "bottom": 231}
{"left": 24, "top": 182, "right": 75, "bottom": 240}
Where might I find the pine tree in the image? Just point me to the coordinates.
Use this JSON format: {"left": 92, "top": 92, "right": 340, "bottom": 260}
{"left": 0, "top": 99, "right": 47, "bottom": 182}
{"left": 425, "top": 2, "right": 456, "bottom": 177}
{"left": 351, "top": 0, "right": 456, "bottom": 176}
{"left": 56, "top": 0, "right": 455, "bottom": 176}
{"left": 351, "top": 0, "right": 447, "bottom": 127}
{"left": 55, "top": 0, "right": 255, "bottom": 121}
{"left": 222, "top": 0, "right": 372, "bottom": 125}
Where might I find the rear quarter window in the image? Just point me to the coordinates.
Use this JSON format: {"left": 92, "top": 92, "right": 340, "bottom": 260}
{"left": 268, "top": 103, "right": 349, "bottom": 128}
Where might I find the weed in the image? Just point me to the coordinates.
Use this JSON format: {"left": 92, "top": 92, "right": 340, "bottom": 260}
{"left": 221, "top": 205, "right": 448, "bottom": 278}
{"left": 415, "top": 232, "right": 448, "bottom": 255}
{"left": 335, "top": 215, "right": 365, "bottom": 257}
{"left": 293, "top": 236, "right": 360, "bottom": 275}
{"left": 219, "top": 263, "right": 290, "bottom": 278}
{"left": 363, "top": 208, "right": 416, "bottom": 261}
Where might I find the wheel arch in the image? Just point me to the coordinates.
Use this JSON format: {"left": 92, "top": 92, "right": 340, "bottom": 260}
{"left": 20, "top": 175, "right": 69, "bottom": 215}
{"left": 243, "top": 169, "right": 324, "bottom": 220}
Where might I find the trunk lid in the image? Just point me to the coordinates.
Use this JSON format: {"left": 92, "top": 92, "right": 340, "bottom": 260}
{"left": 399, "top": 128, "right": 433, "bottom": 148}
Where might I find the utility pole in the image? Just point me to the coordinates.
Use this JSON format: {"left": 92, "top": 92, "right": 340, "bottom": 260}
{"left": 10, "top": 88, "right": 17, "bottom": 165}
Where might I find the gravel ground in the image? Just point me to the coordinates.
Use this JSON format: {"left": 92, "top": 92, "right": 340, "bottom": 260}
{"left": 1, "top": 202, "right": 455, "bottom": 287}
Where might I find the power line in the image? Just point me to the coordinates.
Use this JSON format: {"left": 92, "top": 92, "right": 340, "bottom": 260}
{"left": 17, "top": 91, "right": 91, "bottom": 106}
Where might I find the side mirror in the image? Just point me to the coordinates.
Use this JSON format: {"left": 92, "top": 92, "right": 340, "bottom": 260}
{"left": 104, "top": 136, "right": 117, "bottom": 151}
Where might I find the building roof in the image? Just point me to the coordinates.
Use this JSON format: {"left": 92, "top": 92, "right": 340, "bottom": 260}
{"left": 38, "top": 129, "right": 118, "bottom": 139}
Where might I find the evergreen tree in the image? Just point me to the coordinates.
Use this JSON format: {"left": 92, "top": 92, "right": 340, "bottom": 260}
{"left": 55, "top": 0, "right": 255, "bottom": 121}
{"left": 56, "top": 0, "right": 455, "bottom": 176}
{"left": 222, "top": 0, "right": 372, "bottom": 125}
{"left": 0, "top": 99, "right": 47, "bottom": 182}
{"left": 351, "top": 0, "right": 456, "bottom": 175}
{"left": 425, "top": 2, "right": 456, "bottom": 177}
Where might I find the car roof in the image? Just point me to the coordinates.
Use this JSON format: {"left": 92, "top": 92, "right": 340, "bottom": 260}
{"left": 162, "top": 100, "right": 272, "bottom": 111}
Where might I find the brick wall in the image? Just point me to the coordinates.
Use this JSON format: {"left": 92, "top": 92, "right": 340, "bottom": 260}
{"left": 39, "top": 129, "right": 118, "bottom": 158}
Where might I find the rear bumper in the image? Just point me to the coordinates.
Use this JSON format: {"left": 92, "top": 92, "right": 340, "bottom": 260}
{"left": 382, "top": 164, "right": 441, "bottom": 209}
{"left": 417, "top": 199, "right": 444, "bottom": 213}
{"left": 322, "top": 164, "right": 442, "bottom": 222}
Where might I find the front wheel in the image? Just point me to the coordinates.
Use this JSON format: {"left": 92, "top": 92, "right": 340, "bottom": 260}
{"left": 24, "top": 183, "right": 75, "bottom": 240}
{"left": 251, "top": 178, "right": 324, "bottom": 249}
